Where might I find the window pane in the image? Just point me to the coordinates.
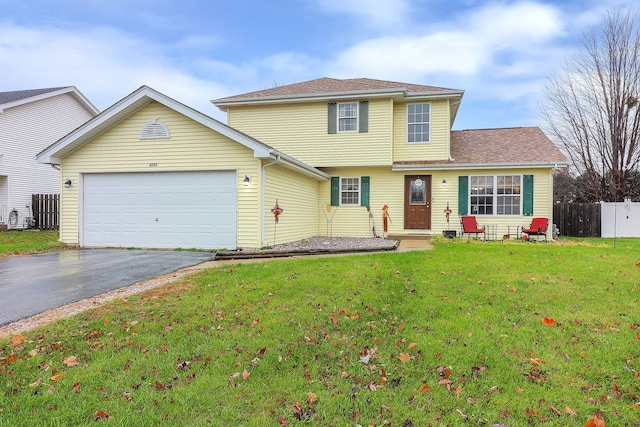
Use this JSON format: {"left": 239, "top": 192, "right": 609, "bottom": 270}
{"left": 410, "top": 179, "right": 426, "bottom": 205}
{"left": 496, "top": 175, "right": 520, "bottom": 215}
{"left": 340, "top": 177, "right": 360, "bottom": 205}
{"left": 407, "top": 104, "right": 430, "bottom": 142}
{"left": 338, "top": 103, "right": 358, "bottom": 132}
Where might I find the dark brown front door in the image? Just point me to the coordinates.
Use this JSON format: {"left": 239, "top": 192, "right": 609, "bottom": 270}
{"left": 404, "top": 175, "right": 431, "bottom": 229}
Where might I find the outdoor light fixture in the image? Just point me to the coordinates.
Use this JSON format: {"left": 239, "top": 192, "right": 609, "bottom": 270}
{"left": 243, "top": 175, "right": 251, "bottom": 186}
{"left": 64, "top": 179, "right": 72, "bottom": 188}
{"left": 442, "top": 179, "right": 447, "bottom": 187}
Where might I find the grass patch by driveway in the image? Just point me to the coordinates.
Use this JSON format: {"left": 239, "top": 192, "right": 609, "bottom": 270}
{"left": 1, "top": 238, "right": 639, "bottom": 425}
{"left": 0, "top": 230, "right": 66, "bottom": 257}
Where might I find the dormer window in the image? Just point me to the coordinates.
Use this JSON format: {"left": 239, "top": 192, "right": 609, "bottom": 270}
{"left": 140, "top": 119, "right": 170, "bottom": 139}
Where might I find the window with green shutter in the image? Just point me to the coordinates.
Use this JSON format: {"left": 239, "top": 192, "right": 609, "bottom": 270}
{"left": 328, "top": 101, "right": 368, "bottom": 134}
{"left": 461, "top": 174, "right": 531, "bottom": 216}
{"left": 330, "top": 176, "right": 370, "bottom": 206}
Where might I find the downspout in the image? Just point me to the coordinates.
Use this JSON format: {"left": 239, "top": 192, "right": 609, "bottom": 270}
{"left": 261, "top": 155, "right": 281, "bottom": 246}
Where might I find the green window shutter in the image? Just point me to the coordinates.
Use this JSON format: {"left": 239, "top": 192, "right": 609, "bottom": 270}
{"left": 523, "top": 175, "right": 534, "bottom": 216}
{"left": 330, "top": 176, "right": 340, "bottom": 206}
{"left": 328, "top": 103, "right": 337, "bottom": 134}
{"left": 360, "top": 176, "right": 370, "bottom": 206}
{"left": 359, "top": 101, "right": 368, "bottom": 133}
{"left": 458, "top": 176, "right": 468, "bottom": 215}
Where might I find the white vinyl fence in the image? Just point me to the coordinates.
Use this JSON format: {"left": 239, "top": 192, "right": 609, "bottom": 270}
{"left": 601, "top": 199, "right": 640, "bottom": 238}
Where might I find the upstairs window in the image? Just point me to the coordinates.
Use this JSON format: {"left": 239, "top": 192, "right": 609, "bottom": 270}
{"left": 328, "top": 101, "right": 368, "bottom": 134}
{"left": 338, "top": 102, "right": 358, "bottom": 132}
{"left": 407, "top": 103, "right": 430, "bottom": 143}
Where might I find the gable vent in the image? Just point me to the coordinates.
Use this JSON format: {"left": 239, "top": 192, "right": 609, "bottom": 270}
{"left": 140, "top": 119, "right": 170, "bottom": 139}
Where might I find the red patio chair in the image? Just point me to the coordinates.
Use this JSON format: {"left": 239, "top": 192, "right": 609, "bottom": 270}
{"left": 460, "top": 216, "right": 485, "bottom": 240}
{"left": 520, "top": 217, "right": 549, "bottom": 241}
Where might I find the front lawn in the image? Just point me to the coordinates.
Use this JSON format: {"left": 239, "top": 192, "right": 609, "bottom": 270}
{"left": 1, "top": 238, "right": 638, "bottom": 426}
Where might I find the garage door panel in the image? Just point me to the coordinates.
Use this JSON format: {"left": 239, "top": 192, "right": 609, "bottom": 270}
{"left": 83, "top": 171, "right": 237, "bottom": 250}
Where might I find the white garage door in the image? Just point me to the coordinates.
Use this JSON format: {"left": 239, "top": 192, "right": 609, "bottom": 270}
{"left": 82, "top": 171, "right": 236, "bottom": 250}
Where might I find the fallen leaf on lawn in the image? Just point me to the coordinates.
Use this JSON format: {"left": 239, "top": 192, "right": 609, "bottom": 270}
{"left": 419, "top": 384, "right": 432, "bottom": 393}
{"left": 585, "top": 415, "right": 606, "bottom": 427}
{"left": 530, "top": 358, "right": 541, "bottom": 366}
{"left": 11, "top": 335, "right": 26, "bottom": 345}
{"left": 398, "top": 353, "right": 411, "bottom": 363}
{"left": 63, "top": 356, "right": 79, "bottom": 366}
{"left": 438, "top": 379, "right": 453, "bottom": 386}
{"left": 94, "top": 411, "right": 109, "bottom": 421}
{"left": 50, "top": 374, "right": 62, "bottom": 381}
{"left": 28, "top": 348, "right": 40, "bottom": 357}
{"left": 278, "top": 417, "right": 287, "bottom": 425}
{"left": 565, "top": 406, "right": 577, "bottom": 416}
{"left": 29, "top": 378, "right": 42, "bottom": 387}
{"left": 242, "top": 369, "right": 250, "bottom": 380}
{"left": 542, "top": 317, "right": 556, "bottom": 326}
{"left": 437, "top": 365, "right": 452, "bottom": 379}
{"left": 408, "top": 342, "right": 418, "bottom": 349}
{"left": 307, "top": 392, "right": 317, "bottom": 404}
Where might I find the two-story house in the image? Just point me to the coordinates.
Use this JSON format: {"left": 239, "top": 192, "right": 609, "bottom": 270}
{"left": 37, "top": 78, "right": 566, "bottom": 250}
{"left": 1, "top": 87, "right": 99, "bottom": 229}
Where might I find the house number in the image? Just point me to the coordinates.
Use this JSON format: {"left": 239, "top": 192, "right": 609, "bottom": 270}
{"left": 149, "top": 163, "right": 158, "bottom": 167}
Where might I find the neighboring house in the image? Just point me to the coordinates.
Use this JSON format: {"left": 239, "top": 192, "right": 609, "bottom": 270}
{"left": 0, "top": 87, "right": 99, "bottom": 229}
{"left": 37, "top": 78, "right": 567, "bottom": 250}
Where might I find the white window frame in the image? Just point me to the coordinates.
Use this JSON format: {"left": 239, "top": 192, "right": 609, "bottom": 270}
{"left": 338, "top": 102, "right": 358, "bottom": 133}
{"left": 407, "top": 103, "right": 431, "bottom": 143}
{"left": 469, "top": 175, "right": 522, "bottom": 216}
{"left": 340, "top": 177, "right": 360, "bottom": 206}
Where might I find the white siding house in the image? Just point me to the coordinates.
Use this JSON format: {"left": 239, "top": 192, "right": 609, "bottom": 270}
{"left": 0, "top": 87, "right": 98, "bottom": 229}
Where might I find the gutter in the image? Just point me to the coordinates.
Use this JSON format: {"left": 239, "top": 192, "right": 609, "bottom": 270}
{"left": 392, "top": 161, "right": 569, "bottom": 171}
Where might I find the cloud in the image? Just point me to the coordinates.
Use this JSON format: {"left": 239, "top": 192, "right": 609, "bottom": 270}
{"left": 314, "top": 0, "right": 411, "bottom": 27}
{"left": 0, "top": 21, "right": 229, "bottom": 117}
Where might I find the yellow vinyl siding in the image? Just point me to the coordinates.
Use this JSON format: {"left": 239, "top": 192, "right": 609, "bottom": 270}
{"left": 60, "top": 101, "right": 262, "bottom": 248}
{"left": 317, "top": 167, "right": 554, "bottom": 239}
{"left": 393, "top": 99, "right": 450, "bottom": 162}
{"left": 263, "top": 166, "right": 319, "bottom": 246}
{"left": 227, "top": 99, "right": 393, "bottom": 167}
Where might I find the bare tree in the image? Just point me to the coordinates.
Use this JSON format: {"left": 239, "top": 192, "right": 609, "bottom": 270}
{"left": 542, "top": 8, "right": 640, "bottom": 202}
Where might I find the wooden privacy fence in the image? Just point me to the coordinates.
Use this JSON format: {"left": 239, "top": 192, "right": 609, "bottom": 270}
{"left": 553, "top": 202, "right": 601, "bottom": 237}
{"left": 32, "top": 194, "right": 59, "bottom": 230}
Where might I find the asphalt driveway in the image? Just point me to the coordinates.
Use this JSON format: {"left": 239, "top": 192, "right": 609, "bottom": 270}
{"left": 0, "top": 250, "right": 214, "bottom": 326}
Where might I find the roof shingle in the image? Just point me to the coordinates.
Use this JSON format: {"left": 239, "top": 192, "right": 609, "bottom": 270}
{"left": 213, "top": 77, "right": 462, "bottom": 104}
{"left": 0, "top": 87, "right": 69, "bottom": 105}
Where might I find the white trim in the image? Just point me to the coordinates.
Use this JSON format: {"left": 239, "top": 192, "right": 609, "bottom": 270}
{"left": 339, "top": 176, "right": 361, "bottom": 206}
{"left": 392, "top": 162, "right": 568, "bottom": 171}
{"left": 337, "top": 102, "right": 358, "bottom": 133}
{"left": 468, "top": 174, "right": 523, "bottom": 217}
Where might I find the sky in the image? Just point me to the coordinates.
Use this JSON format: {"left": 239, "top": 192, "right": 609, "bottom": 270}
{"left": 0, "top": 0, "right": 635, "bottom": 130}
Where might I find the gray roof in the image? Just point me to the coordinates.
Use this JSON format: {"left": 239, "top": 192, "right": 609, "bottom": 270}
{"left": 212, "top": 77, "right": 463, "bottom": 106}
{"left": 0, "top": 87, "right": 69, "bottom": 105}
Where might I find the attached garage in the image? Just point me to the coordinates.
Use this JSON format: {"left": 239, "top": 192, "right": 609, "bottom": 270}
{"left": 36, "top": 86, "right": 328, "bottom": 250}
{"left": 82, "top": 171, "right": 236, "bottom": 250}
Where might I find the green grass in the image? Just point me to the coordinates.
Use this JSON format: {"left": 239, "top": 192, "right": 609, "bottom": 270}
{"left": 0, "top": 230, "right": 67, "bottom": 256}
{"left": 2, "top": 238, "right": 640, "bottom": 426}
